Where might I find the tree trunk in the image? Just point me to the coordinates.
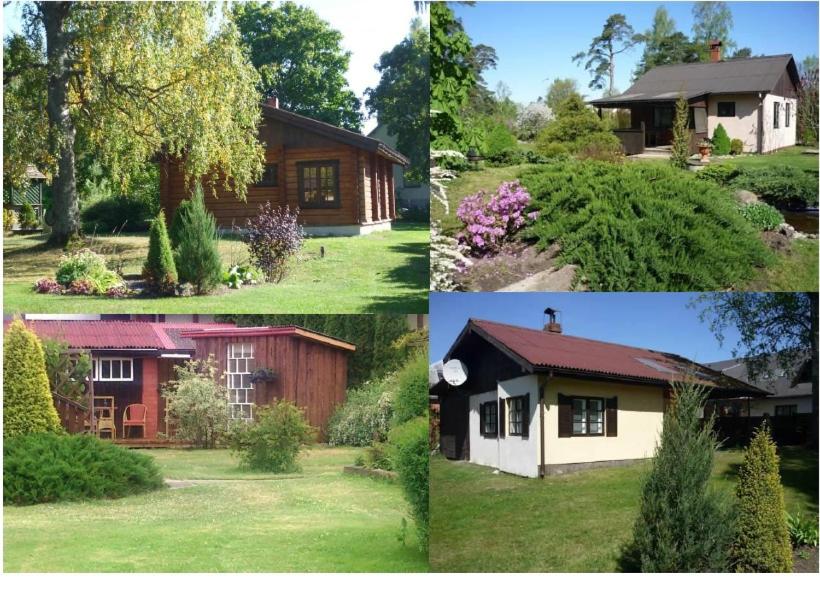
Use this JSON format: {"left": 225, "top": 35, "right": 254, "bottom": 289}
{"left": 608, "top": 43, "right": 615, "bottom": 97}
{"left": 42, "top": 1, "right": 80, "bottom": 246}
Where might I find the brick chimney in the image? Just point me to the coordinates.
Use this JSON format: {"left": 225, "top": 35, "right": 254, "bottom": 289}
{"left": 265, "top": 96, "right": 279, "bottom": 109}
{"left": 709, "top": 40, "right": 722, "bottom": 63}
{"left": 544, "top": 308, "right": 562, "bottom": 334}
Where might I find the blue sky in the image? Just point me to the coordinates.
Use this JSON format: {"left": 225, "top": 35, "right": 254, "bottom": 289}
{"left": 454, "top": 1, "right": 819, "bottom": 104}
{"left": 1, "top": 0, "right": 422, "bottom": 132}
{"left": 429, "top": 292, "right": 743, "bottom": 364}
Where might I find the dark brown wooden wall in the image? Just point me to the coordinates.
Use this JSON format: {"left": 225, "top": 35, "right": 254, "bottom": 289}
{"left": 92, "top": 356, "right": 144, "bottom": 436}
{"left": 159, "top": 115, "right": 396, "bottom": 228}
{"left": 192, "top": 334, "right": 349, "bottom": 440}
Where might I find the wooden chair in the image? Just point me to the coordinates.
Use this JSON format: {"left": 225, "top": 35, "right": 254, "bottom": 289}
{"left": 93, "top": 396, "right": 116, "bottom": 440}
{"left": 123, "top": 404, "right": 147, "bottom": 439}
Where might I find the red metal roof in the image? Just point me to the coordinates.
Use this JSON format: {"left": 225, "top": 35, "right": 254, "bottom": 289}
{"left": 460, "top": 319, "right": 764, "bottom": 393}
{"left": 180, "top": 326, "right": 356, "bottom": 352}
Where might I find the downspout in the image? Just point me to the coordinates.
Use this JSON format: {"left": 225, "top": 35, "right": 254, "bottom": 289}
{"left": 757, "top": 92, "right": 766, "bottom": 154}
{"left": 539, "top": 371, "right": 552, "bottom": 478}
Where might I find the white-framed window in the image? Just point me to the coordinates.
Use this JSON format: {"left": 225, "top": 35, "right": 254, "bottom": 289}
{"left": 92, "top": 357, "right": 133, "bottom": 382}
{"left": 227, "top": 343, "right": 254, "bottom": 419}
{"left": 572, "top": 397, "right": 604, "bottom": 436}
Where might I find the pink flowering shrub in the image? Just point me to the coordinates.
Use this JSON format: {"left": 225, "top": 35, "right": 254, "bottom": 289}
{"left": 456, "top": 181, "right": 538, "bottom": 254}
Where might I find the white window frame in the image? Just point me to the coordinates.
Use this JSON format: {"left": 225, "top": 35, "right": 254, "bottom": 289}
{"left": 93, "top": 357, "right": 134, "bottom": 382}
{"left": 227, "top": 343, "right": 255, "bottom": 420}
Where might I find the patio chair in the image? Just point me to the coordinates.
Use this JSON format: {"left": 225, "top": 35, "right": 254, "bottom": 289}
{"left": 93, "top": 396, "right": 116, "bottom": 440}
{"left": 123, "top": 404, "right": 147, "bottom": 439}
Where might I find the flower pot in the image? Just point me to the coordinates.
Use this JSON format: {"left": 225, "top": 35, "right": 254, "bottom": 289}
{"left": 698, "top": 146, "right": 712, "bottom": 163}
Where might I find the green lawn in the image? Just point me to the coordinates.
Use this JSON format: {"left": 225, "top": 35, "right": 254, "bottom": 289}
{"left": 2, "top": 222, "right": 429, "bottom": 314}
{"left": 3, "top": 446, "right": 428, "bottom": 572}
{"left": 714, "top": 145, "right": 819, "bottom": 174}
{"left": 430, "top": 447, "right": 818, "bottom": 572}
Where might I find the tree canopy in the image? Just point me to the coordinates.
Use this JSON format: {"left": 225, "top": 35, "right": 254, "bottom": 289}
{"left": 366, "top": 18, "right": 430, "bottom": 184}
{"left": 573, "top": 13, "right": 641, "bottom": 97}
{"left": 634, "top": 7, "right": 700, "bottom": 79}
{"left": 691, "top": 1, "right": 737, "bottom": 59}
{"left": 3, "top": 1, "right": 264, "bottom": 244}
{"left": 546, "top": 78, "right": 579, "bottom": 113}
{"left": 232, "top": 1, "right": 362, "bottom": 131}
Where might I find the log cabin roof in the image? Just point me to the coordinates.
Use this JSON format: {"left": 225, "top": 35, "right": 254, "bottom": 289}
{"left": 260, "top": 104, "right": 410, "bottom": 166}
{"left": 591, "top": 54, "right": 799, "bottom": 106}
{"left": 443, "top": 318, "right": 768, "bottom": 397}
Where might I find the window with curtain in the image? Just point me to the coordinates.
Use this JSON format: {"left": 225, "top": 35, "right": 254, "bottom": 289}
{"left": 572, "top": 397, "right": 604, "bottom": 436}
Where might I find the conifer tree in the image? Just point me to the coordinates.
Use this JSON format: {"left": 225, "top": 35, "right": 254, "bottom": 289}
{"left": 173, "top": 184, "right": 223, "bottom": 294}
{"left": 622, "top": 381, "right": 733, "bottom": 572}
{"left": 3, "top": 319, "right": 62, "bottom": 437}
{"left": 712, "top": 124, "right": 731, "bottom": 156}
{"left": 143, "top": 210, "right": 178, "bottom": 295}
{"left": 733, "top": 424, "right": 793, "bottom": 572}
{"left": 670, "top": 94, "right": 691, "bottom": 169}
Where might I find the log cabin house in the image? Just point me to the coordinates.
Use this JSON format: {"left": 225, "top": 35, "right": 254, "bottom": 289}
{"left": 590, "top": 43, "right": 800, "bottom": 155}
{"left": 430, "top": 316, "right": 767, "bottom": 478}
{"left": 20, "top": 319, "right": 355, "bottom": 443}
{"left": 159, "top": 98, "right": 409, "bottom": 236}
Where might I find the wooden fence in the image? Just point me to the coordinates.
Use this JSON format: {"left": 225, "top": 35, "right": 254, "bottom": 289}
{"left": 707, "top": 415, "right": 813, "bottom": 447}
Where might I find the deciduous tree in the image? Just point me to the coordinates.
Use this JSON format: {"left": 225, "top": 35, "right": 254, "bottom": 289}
{"left": 3, "top": 2, "right": 264, "bottom": 245}
{"left": 232, "top": 1, "right": 362, "bottom": 131}
{"left": 691, "top": 1, "right": 737, "bottom": 59}
{"left": 545, "top": 78, "right": 579, "bottom": 113}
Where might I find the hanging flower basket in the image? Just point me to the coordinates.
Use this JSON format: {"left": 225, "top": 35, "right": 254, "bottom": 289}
{"left": 249, "top": 368, "right": 278, "bottom": 383}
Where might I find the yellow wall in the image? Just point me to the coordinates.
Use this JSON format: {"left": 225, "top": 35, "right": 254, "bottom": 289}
{"left": 540, "top": 376, "right": 665, "bottom": 465}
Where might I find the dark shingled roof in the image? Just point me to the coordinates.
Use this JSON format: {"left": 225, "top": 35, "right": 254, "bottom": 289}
{"left": 444, "top": 319, "right": 767, "bottom": 397}
{"left": 591, "top": 54, "right": 798, "bottom": 106}
{"left": 706, "top": 356, "right": 813, "bottom": 399}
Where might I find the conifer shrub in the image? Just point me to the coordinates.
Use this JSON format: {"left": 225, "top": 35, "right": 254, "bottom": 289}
{"left": 670, "top": 95, "right": 691, "bottom": 169}
{"left": 142, "top": 210, "right": 178, "bottom": 295}
{"left": 4, "top": 433, "right": 164, "bottom": 505}
{"left": 520, "top": 160, "right": 771, "bottom": 290}
{"left": 712, "top": 124, "right": 731, "bottom": 156}
{"left": 388, "top": 416, "right": 429, "bottom": 551}
{"left": 732, "top": 424, "right": 793, "bottom": 572}
{"left": 730, "top": 138, "right": 744, "bottom": 155}
{"left": 3, "top": 319, "right": 62, "bottom": 438}
{"left": 168, "top": 198, "right": 194, "bottom": 248}
{"left": 620, "top": 382, "right": 733, "bottom": 572}
{"left": 173, "top": 184, "right": 223, "bottom": 294}
{"left": 227, "top": 401, "right": 315, "bottom": 473}
{"left": 19, "top": 201, "right": 38, "bottom": 228}
{"left": 733, "top": 165, "right": 818, "bottom": 208}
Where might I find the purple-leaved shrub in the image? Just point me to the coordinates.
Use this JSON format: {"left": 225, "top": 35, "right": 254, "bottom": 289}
{"left": 456, "top": 180, "right": 537, "bottom": 254}
{"left": 245, "top": 203, "right": 304, "bottom": 283}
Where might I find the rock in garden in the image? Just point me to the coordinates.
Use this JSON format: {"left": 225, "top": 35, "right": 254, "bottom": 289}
{"left": 734, "top": 189, "right": 761, "bottom": 206}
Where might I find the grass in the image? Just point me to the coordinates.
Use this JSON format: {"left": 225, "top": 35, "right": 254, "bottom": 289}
{"left": 2, "top": 221, "right": 429, "bottom": 314}
{"left": 429, "top": 446, "right": 818, "bottom": 572}
{"left": 3, "top": 446, "right": 428, "bottom": 572}
{"left": 743, "top": 239, "right": 819, "bottom": 291}
{"left": 714, "top": 145, "right": 819, "bottom": 175}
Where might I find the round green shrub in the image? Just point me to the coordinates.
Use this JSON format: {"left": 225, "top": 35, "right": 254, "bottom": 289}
{"left": 520, "top": 160, "right": 771, "bottom": 291}
{"left": 388, "top": 416, "right": 429, "bottom": 551}
{"left": 712, "top": 124, "right": 731, "bottom": 156}
{"left": 173, "top": 184, "right": 223, "bottom": 294}
{"left": 484, "top": 122, "right": 518, "bottom": 157}
{"left": 538, "top": 141, "right": 571, "bottom": 159}
{"left": 3, "top": 320, "right": 62, "bottom": 438}
{"left": 732, "top": 425, "right": 793, "bottom": 572}
{"left": 695, "top": 163, "right": 742, "bottom": 186}
{"left": 227, "top": 401, "right": 315, "bottom": 473}
{"left": 730, "top": 138, "right": 744, "bottom": 155}
{"left": 738, "top": 203, "right": 783, "bottom": 231}
{"left": 392, "top": 351, "right": 429, "bottom": 425}
{"left": 81, "top": 195, "right": 154, "bottom": 233}
{"left": 143, "top": 210, "right": 178, "bottom": 294}
{"left": 4, "top": 433, "right": 164, "bottom": 505}
{"left": 19, "top": 201, "right": 38, "bottom": 228}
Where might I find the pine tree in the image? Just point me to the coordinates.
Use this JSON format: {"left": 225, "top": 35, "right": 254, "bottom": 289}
{"left": 670, "top": 94, "right": 691, "bottom": 169}
{"left": 733, "top": 424, "right": 793, "bottom": 572}
{"left": 712, "top": 124, "right": 731, "bottom": 156}
{"left": 621, "top": 381, "right": 733, "bottom": 572}
{"left": 143, "top": 210, "right": 178, "bottom": 295}
{"left": 173, "top": 184, "right": 223, "bottom": 294}
{"left": 3, "top": 319, "right": 63, "bottom": 437}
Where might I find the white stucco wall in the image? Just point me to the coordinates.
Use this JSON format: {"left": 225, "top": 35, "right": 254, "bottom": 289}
{"left": 750, "top": 395, "right": 813, "bottom": 416}
{"left": 707, "top": 93, "right": 761, "bottom": 153}
{"left": 542, "top": 376, "right": 665, "bottom": 467}
{"left": 761, "top": 93, "right": 797, "bottom": 153}
{"left": 468, "top": 375, "right": 540, "bottom": 478}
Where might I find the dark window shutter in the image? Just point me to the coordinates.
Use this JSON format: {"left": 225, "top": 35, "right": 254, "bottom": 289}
{"left": 606, "top": 396, "right": 618, "bottom": 437}
{"left": 558, "top": 393, "right": 572, "bottom": 437}
{"left": 521, "top": 393, "right": 530, "bottom": 438}
{"left": 498, "top": 398, "right": 505, "bottom": 438}
{"left": 479, "top": 402, "right": 486, "bottom": 436}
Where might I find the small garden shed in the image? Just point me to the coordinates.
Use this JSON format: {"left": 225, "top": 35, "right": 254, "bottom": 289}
{"left": 158, "top": 99, "right": 409, "bottom": 236}
{"left": 4, "top": 165, "right": 46, "bottom": 230}
{"left": 19, "top": 319, "right": 355, "bottom": 443}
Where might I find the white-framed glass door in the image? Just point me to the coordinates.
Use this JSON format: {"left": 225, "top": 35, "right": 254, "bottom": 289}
{"left": 227, "top": 343, "right": 254, "bottom": 419}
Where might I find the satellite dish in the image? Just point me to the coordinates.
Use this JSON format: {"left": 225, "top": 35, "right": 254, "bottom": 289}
{"left": 442, "top": 359, "right": 468, "bottom": 386}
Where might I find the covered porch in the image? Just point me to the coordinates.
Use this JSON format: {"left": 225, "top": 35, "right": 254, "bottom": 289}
{"left": 590, "top": 91, "right": 709, "bottom": 156}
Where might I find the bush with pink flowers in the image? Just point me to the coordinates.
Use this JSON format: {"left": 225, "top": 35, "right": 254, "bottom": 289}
{"left": 456, "top": 181, "right": 538, "bottom": 254}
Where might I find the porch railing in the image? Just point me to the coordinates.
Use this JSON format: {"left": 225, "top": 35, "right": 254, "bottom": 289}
{"left": 613, "top": 122, "right": 645, "bottom": 155}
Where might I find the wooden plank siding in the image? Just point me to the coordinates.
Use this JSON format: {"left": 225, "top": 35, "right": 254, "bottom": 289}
{"left": 192, "top": 334, "right": 349, "bottom": 440}
{"left": 159, "top": 114, "right": 396, "bottom": 229}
